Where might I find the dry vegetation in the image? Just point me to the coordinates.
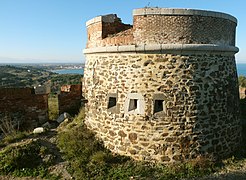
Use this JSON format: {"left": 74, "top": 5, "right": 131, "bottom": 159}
{"left": 48, "top": 96, "right": 59, "bottom": 121}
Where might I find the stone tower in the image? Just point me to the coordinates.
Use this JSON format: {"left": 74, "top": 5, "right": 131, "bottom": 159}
{"left": 83, "top": 8, "right": 241, "bottom": 163}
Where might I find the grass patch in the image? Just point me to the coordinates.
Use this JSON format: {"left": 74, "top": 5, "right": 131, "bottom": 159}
{"left": 57, "top": 108, "right": 215, "bottom": 179}
{"left": 0, "top": 139, "right": 58, "bottom": 179}
{"left": 57, "top": 107, "right": 85, "bottom": 131}
{"left": 0, "top": 131, "right": 30, "bottom": 148}
{"left": 48, "top": 95, "right": 59, "bottom": 121}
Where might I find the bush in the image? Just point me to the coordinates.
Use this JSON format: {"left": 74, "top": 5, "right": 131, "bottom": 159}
{"left": 0, "top": 141, "right": 42, "bottom": 173}
{"left": 239, "top": 76, "right": 246, "bottom": 87}
{"left": 2, "top": 131, "right": 29, "bottom": 145}
{"left": 0, "top": 131, "right": 29, "bottom": 149}
{"left": 0, "top": 139, "right": 57, "bottom": 178}
{"left": 57, "top": 123, "right": 107, "bottom": 179}
{"left": 57, "top": 110, "right": 215, "bottom": 179}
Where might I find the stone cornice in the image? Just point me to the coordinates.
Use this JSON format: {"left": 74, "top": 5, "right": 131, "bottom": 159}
{"left": 83, "top": 44, "right": 239, "bottom": 54}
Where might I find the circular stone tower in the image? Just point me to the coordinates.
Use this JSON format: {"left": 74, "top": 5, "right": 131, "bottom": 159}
{"left": 83, "top": 8, "right": 241, "bottom": 163}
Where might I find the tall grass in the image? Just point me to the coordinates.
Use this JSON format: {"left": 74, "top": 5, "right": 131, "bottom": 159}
{"left": 0, "top": 139, "right": 59, "bottom": 179}
{"left": 48, "top": 95, "right": 59, "bottom": 121}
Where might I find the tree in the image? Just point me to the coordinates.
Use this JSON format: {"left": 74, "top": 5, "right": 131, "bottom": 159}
{"left": 239, "top": 75, "right": 246, "bottom": 87}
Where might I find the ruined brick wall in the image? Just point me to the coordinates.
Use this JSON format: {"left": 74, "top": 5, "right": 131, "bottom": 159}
{"left": 83, "top": 8, "right": 241, "bottom": 163}
{"left": 85, "top": 9, "right": 236, "bottom": 48}
{"left": 58, "top": 84, "right": 82, "bottom": 115}
{"left": 86, "top": 14, "right": 132, "bottom": 48}
{"left": 0, "top": 88, "right": 48, "bottom": 130}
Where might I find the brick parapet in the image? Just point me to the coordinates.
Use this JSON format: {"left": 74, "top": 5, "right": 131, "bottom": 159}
{"left": 85, "top": 8, "right": 238, "bottom": 49}
{"left": 86, "top": 14, "right": 132, "bottom": 48}
{"left": 86, "top": 14, "right": 119, "bottom": 27}
{"left": 133, "top": 8, "right": 237, "bottom": 23}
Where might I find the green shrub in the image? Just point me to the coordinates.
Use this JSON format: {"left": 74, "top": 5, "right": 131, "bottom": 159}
{"left": 72, "top": 107, "right": 85, "bottom": 123}
{"left": 0, "top": 141, "right": 40, "bottom": 172}
{"left": 57, "top": 117, "right": 215, "bottom": 179}
{"left": 239, "top": 75, "right": 246, "bottom": 87}
{"left": 90, "top": 151, "right": 108, "bottom": 165}
{"left": 1, "top": 131, "right": 29, "bottom": 146}
{"left": 57, "top": 107, "right": 85, "bottom": 131}
{"left": 48, "top": 96, "right": 59, "bottom": 120}
{"left": 57, "top": 123, "right": 106, "bottom": 178}
{"left": 0, "top": 139, "right": 57, "bottom": 178}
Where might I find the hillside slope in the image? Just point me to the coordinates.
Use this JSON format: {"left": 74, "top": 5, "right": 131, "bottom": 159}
{"left": 0, "top": 65, "right": 82, "bottom": 94}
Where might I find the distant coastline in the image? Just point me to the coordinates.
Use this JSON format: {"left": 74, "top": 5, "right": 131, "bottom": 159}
{"left": 51, "top": 68, "right": 84, "bottom": 75}
{"left": 0, "top": 62, "right": 244, "bottom": 76}
{"left": 51, "top": 64, "right": 246, "bottom": 76}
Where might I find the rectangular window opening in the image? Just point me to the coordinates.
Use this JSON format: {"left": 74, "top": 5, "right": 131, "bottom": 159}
{"left": 154, "top": 99, "right": 164, "bottom": 113}
{"left": 108, "top": 97, "right": 117, "bottom": 109}
{"left": 128, "top": 99, "right": 138, "bottom": 112}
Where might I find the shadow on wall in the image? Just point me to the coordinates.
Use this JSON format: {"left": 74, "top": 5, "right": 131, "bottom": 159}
{"left": 240, "top": 98, "right": 246, "bottom": 125}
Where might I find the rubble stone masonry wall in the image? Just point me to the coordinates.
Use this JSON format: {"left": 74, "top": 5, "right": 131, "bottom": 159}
{"left": 0, "top": 88, "right": 48, "bottom": 130}
{"left": 83, "top": 8, "right": 241, "bottom": 163}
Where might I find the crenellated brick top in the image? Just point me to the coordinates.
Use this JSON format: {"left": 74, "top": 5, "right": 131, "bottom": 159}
{"left": 86, "top": 14, "right": 132, "bottom": 48}
{"left": 85, "top": 8, "right": 237, "bottom": 50}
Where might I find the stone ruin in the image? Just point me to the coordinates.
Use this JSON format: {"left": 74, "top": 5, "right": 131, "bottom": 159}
{"left": 58, "top": 84, "right": 82, "bottom": 115}
{"left": 0, "top": 87, "right": 49, "bottom": 132}
{"left": 0, "top": 84, "right": 83, "bottom": 134}
{"left": 83, "top": 8, "right": 241, "bottom": 163}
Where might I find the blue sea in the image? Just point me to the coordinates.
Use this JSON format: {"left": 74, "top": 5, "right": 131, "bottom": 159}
{"left": 52, "top": 64, "right": 246, "bottom": 76}
{"left": 237, "top": 63, "right": 246, "bottom": 76}
{"left": 52, "top": 68, "right": 84, "bottom": 75}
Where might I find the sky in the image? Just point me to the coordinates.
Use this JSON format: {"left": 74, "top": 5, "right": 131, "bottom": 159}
{"left": 0, "top": 0, "right": 246, "bottom": 64}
